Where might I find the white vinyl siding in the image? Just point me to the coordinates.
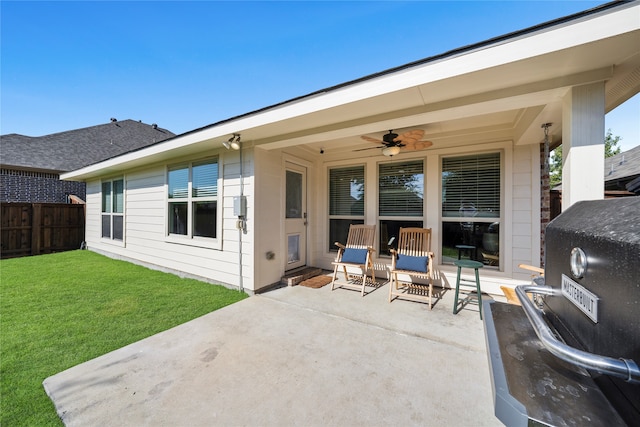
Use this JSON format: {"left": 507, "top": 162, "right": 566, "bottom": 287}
{"left": 82, "top": 154, "right": 245, "bottom": 289}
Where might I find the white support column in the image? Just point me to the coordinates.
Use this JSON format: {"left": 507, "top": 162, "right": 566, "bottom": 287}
{"left": 561, "top": 82, "right": 606, "bottom": 210}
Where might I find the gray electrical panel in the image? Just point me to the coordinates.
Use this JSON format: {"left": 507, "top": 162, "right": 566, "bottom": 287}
{"left": 233, "top": 196, "right": 247, "bottom": 217}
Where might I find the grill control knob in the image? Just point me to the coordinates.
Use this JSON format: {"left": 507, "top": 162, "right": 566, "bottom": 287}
{"left": 570, "top": 247, "right": 587, "bottom": 279}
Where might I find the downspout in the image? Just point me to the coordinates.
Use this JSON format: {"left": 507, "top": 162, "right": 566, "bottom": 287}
{"left": 226, "top": 133, "right": 246, "bottom": 293}
{"left": 238, "top": 139, "right": 245, "bottom": 293}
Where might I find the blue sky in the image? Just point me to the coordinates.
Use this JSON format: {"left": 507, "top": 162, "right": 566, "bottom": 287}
{"left": 1, "top": 1, "right": 638, "bottom": 151}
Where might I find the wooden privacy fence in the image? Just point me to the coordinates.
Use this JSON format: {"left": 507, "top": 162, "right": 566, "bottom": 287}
{"left": 1, "top": 203, "right": 85, "bottom": 259}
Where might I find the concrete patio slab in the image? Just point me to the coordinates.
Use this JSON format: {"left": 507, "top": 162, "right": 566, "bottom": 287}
{"left": 43, "top": 280, "right": 504, "bottom": 426}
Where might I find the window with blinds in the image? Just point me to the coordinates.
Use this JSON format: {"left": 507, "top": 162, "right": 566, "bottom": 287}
{"left": 192, "top": 161, "right": 218, "bottom": 198}
{"left": 168, "top": 158, "right": 218, "bottom": 239}
{"left": 328, "top": 166, "right": 365, "bottom": 251}
{"left": 378, "top": 160, "right": 424, "bottom": 254}
{"left": 442, "top": 153, "right": 500, "bottom": 218}
{"left": 441, "top": 152, "right": 501, "bottom": 268}
{"left": 168, "top": 167, "right": 189, "bottom": 199}
{"left": 330, "top": 166, "right": 364, "bottom": 215}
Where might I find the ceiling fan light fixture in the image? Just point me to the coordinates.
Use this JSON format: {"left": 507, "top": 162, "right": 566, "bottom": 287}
{"left": 382, "top": 146, "right": 401, "bottom": 157}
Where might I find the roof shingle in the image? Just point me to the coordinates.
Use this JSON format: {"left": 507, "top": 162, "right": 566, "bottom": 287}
{"left": 0, "top": 119, "right": 175, "bottom": 173}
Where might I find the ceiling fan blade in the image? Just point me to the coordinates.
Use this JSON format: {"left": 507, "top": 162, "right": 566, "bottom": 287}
{"left": 353, "top": 145, "right": 384, "bottom": 152}
{"left": 402, "top": 140, "right": 433, "bottom": 151}
{"left": 361, "top": 135, "right": 383, "bottom": 144}
{"left": 395, "top": 129, "right": 425, "bottom": 144}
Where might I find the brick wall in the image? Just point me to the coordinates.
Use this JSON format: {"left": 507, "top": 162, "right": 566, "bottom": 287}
{"left": 540, "top": 145, "right": 550, "bottom": 267}
{"left": 0, "top": 169, "right": 86, "bottom": 203}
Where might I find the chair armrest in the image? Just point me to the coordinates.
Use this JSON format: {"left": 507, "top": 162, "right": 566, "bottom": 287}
{"left": 389, "top": 249, "right": 398, "bottom": 269}
{"left": 518, "top": 263, "right": 544, "bottom": 276}
{"left": 335, "top": 242, "right": 346, "bottom": 250}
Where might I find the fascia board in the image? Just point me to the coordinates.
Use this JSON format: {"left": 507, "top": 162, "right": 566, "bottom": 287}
{"left": 219, "top": 3, "right": 640, "bottom": 134}
{"left": 60, "top": 125, "right": 236, "bottom": 180}
{"left": 245, "top": 4, "right": 640, "bottom": 122}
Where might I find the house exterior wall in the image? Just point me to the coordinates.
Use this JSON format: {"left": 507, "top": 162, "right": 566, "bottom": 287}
{"left": 81, "top": 138, "right": 540, "bottom": 296}
{"left": 0, "top": 169, "right": 85, "bottom": 203}
{"left": 83, "top": 149, "right": 258, "bottom": 291}
{"left": 253, "top": 146, "right": 320, "bottom": 290}
{"left": 56, "top": 2, "right": 640, "bottom": 297}
{"left": 308, "top": 140, "right": 539, "bottom": 296}
{"left": 253, "top": 147, "right": 284, "bottom": 287}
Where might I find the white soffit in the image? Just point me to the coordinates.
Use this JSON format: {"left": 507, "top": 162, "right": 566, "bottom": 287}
{"left": 245, "top": 3, "right": 639, "bottom": 124}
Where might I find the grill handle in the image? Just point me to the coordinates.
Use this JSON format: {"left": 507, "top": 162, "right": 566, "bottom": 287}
{"left": 516, "top": 284, "right": 640, "bottom": 384}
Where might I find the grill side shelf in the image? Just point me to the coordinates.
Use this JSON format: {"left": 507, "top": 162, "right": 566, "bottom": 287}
{"left": 483, "top": 300, "right": 628, "bottom": 426}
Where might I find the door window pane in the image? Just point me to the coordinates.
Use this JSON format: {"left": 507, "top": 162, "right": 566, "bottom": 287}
{"left": 288, "top": 234, "right": 300, "bottom": 264}
{"left": 286, "top": 170, "right": 303, "bottom": 218}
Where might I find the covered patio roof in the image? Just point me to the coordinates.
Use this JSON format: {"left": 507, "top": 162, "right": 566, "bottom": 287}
{"left": 63, "top": 1, "right": 639, "bottom": 181}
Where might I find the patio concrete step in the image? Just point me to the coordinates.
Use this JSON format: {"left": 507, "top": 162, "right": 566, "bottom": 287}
{"left": 280, "top": 267, "right": 324, "bottom": 287}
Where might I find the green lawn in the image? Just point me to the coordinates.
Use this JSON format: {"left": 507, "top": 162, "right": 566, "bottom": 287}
{"left": 0, "top": 250, "right": 248, "bottom": 426}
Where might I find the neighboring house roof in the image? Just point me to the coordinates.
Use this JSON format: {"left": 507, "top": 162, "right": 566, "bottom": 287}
{"left": 1, "top": 119, "right": 174, "bottom": 173}
{"left": 605, "top": 144, "right": 640, "bottom": 192}
{"left": 550, "top": 144, "right": 640, "bottom": 193}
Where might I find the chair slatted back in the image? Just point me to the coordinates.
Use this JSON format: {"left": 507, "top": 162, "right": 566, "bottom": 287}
{"left": 346, "top": 224, "right": 376, "bottom": 249}
{"left": 397, "top": 228, "right": 432, "bottom": 257}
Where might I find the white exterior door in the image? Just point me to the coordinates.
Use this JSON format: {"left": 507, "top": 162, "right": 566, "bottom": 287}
{"left": 285, "top": 163, "right": 307, "bottom": 271}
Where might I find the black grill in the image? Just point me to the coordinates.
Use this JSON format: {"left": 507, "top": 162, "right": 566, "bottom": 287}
{"left": 484, "top": 198, "right": 640, "bottom": 426}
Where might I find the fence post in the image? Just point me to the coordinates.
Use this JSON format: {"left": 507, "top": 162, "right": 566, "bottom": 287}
{"left": 31, "top": 204, "right": 41, "bottom": 256}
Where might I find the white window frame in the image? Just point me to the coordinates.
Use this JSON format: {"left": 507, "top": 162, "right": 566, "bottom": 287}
{"left": 377, "top": 159, "right": 425, "bottom": 257}
{"left": 101, "top": 177, "right": 125, "bottom": 244}
{"left": 327, "top": 164, "right": 366, "bottom": 252}
{"left": 165, "top": 157, "right": 222, "bottom": 249}
{"left": 440, "top": 151, "right": 503, "bottom": 269}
